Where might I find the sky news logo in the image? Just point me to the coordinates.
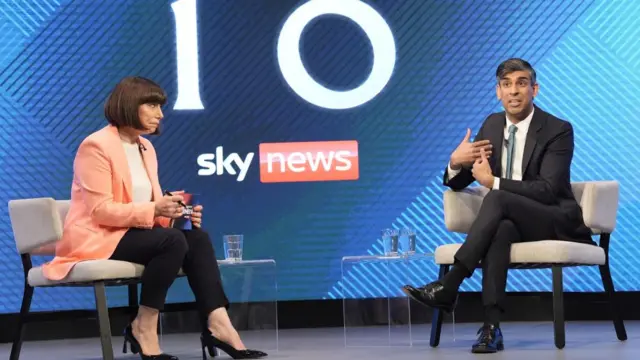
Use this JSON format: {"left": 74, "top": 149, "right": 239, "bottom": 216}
{"left": 196, "top": 140, "right": 359, "bottom": 183}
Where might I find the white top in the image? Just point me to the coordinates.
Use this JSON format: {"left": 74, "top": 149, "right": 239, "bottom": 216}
{"left": 122, "top": 141, "right": 152, "bottom": 203}
{"left": 447, "top": 107, "right": 534, "bottom": 189}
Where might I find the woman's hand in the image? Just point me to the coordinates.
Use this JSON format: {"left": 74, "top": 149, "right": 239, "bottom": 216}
{"left": 191, "top": 205, "right": 203, "bottom": 228}
{"left": 154, "top": 194, "right": 184, "bottom": 218}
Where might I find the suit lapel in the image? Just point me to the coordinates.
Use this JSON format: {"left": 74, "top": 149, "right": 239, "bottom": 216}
{"left": 486, "top": 117, "right": 504, "bottom": 176}
{"left": 521, "top": 107, "right": 544, "bottom": 176}
{"left": 106, "top": 126, "right": 133, "bottom": 200}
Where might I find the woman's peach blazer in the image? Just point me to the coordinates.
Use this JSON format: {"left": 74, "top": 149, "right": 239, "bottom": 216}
{"left": 42, "top": 125, "right": 170, "bottom": 281}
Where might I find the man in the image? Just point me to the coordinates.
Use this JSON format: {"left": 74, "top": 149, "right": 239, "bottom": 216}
{"left": 402, "top": 58, "right": 594, "bottom": 353}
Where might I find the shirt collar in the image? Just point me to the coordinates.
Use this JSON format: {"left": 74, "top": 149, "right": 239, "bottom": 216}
{"left": 505, "top": 106, "right": 534, "bottom": 133}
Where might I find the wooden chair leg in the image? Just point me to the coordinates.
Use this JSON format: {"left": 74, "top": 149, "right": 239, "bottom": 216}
{"left": 599, "top": 262, "right": 627, "bottom": 340}
{"left": 10, "top": 282, "right": 34, "bottom": 360}
{"left": 552, "top": 266, "right": 565, "bottom": 349}
{"left": 94, "top": 282, "right": 115, "bottom": 360}
{"left": 430, "top": 264, "right": 449, "bottom": 347}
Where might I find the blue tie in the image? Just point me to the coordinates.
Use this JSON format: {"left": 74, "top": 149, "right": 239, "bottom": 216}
{"left": 505, "top": 125, "right": 518, "bottom": 180}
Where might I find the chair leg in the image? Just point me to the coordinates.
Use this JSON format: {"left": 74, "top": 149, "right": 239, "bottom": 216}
{"left": 94, "top": 282, "right": 115, "bottom": 360}
{"left": 128, "top": 283, "right": 139, "bottom": 323}
{"left": 9, "top": 283, "right": 34, "bottom": 360}
{"left": 551, "top": 266, "right": 565, "bottom": 349}
{"left": 429, "top": 264, "right": 449, "bottom": 348}
{"left": 599, "top": 263, "right": 627, "bottom": 341}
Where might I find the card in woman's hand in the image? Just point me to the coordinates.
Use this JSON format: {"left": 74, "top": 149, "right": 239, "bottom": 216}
{"left": 171, "top": 193, "right": 199, "bottom": 230}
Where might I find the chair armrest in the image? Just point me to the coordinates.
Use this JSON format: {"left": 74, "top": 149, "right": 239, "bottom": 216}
{"left": 574, "top": 181, "right": 619, "bottom": 234}
{"left": 8, "top": 198, "right": 63, "bottom": 254}
{"left": 443, "top": 187, "right": 489, "bottom": 234}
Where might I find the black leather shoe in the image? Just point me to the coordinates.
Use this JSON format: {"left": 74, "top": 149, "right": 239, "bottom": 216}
{"left": 401, "top": 281, "right": 458, "bottom": 312}
{"left": 471, "top": 324, "right": 504, "bottom": 353}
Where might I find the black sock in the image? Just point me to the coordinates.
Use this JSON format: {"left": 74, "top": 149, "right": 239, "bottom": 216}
{"left": 440, "top": 263, "right": 470, "bottom": 292}
{"left": 484, "top": 305, "right": 501, "bottom": 327}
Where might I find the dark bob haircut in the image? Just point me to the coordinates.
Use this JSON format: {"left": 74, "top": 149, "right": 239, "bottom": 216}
{"left": 104, "top": 76, "right": 167, "bottom": 132}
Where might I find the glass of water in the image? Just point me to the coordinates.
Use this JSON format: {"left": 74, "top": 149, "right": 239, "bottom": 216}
{"left": 400, "top": 228, "right": 416, "bottom": 255}
{"left": 381, "top": 229, "right": 399, "bottom": 256}
{"left": 223, "top": 235, "right": 243, "bottom": 261}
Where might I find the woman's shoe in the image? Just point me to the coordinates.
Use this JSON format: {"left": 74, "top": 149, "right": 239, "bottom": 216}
{"left": 202, "top": 337, "right": 218, "bottom": 358}
{"left": 123, "top": 324, "right": 179, "bottom": 360}
{"left": 200, "top": 331, "right": 267, "bottom": 359}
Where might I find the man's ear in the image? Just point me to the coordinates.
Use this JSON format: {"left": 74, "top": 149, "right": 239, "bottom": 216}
{"left": 532, "top": 82, "right": 539, "bottom": 98}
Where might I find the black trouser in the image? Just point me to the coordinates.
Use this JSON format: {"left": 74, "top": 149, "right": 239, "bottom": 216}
{"left": 109, "top": 227, "right": 229, "bottom": 317}
{"left": 453, "top": 190, "right": 565, "bottom": 310}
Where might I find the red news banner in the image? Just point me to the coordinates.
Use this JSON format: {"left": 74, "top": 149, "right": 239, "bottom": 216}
{"left": 259, "top": 140, "right": 359, "bottom": 183}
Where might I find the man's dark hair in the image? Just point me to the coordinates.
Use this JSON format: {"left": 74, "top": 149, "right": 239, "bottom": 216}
{"left": 104, "top": 76, "right": 167, "bottom": 132}
{"left": 496, "top": 58, "right": 537, "bottom": 84}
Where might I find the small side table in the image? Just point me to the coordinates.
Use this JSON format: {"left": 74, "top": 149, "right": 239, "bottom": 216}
{"left": 219, "top": 259, "right": 278, "bottom": 352}
{"left": 341, "top": 253, "right": 455, "bottom": 347}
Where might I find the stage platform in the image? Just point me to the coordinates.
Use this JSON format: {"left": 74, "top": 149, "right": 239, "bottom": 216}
{"left": 1, "top": 321, "right": 637, "bottom": 359}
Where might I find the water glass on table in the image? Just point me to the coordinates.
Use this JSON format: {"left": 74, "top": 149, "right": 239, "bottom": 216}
{"left": 400, "top": 228, "right": 416, "bottom": 255}
{"left": 223, "top": 234, "right": 243, "bottom": 261}
{"left": 381, "top": 229, "right": 399, "bottom": 256}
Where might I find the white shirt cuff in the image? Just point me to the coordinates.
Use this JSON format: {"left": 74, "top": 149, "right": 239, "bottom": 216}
{"left": 492, "top": 177, "right": 500, "bottom": 190}
{"left": 447, "top": 162, "right": 462, "bottom": 179}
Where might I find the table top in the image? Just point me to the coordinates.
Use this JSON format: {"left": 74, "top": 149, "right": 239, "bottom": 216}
{"left": 217, "top": 259, "right": 276, "bottom": 266}
{"left": 342, "top": 253, "right": 434, "bottom": 263}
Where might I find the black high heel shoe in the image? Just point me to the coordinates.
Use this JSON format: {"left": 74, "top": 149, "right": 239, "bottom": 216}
{"left": 200, "top": 331, "right": 267, "bottom": 359}
{"left": 123, "top": 324, "right": 179, "bottom": 360}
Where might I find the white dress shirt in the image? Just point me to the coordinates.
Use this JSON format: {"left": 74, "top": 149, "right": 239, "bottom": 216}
{"left": 447, "top": 107, "right": 534, "bottom": 189}
{"left": 122, "top": 140, "right": 153, "bottom": 203}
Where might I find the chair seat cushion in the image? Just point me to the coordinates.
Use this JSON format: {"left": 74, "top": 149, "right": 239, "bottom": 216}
{"left": 28, "top": 260, "right": 188, "bottom": 287}
{"left": 28, "top": 260, "right": 145, "bottom": 287}
{"left": 434, "top": 240, "right": 605, "bottom": 266}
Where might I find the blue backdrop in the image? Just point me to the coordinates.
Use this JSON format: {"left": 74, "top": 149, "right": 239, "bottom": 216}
{"left": 0, "top": 0, "right": 638, "bottom": 313}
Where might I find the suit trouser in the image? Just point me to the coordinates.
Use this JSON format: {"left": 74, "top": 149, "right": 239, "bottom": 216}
{"left": 453, "top": 190, "right": 564, "bottom": 310}
{"left": 109, "top": 227, "right": 229, "bottom": 318}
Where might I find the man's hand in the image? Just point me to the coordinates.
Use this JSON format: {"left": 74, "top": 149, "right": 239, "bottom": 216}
{"left": 472, "top": 148, "right": 494, "bottom": 189}
{"left": 450, "top": 129, "right": 493, "bottom": 169}
{"left": 191, "top": 205, "right": 203, "bottom": 228}
{"left": 449, "top": 129, "right": 493, "bottom": 170}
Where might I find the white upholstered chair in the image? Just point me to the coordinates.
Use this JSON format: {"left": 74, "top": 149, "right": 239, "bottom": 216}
{"left": 7, "top": 198, "right": 183, "bottom": 360}
{"left": 429, "top": 181, "right": 627, "bottom": 349}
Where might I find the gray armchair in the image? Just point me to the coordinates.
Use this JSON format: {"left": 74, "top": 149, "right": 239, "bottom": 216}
{"left": 8, "top": 198, "right": 177, "bottom": 360}
{"left": 429, "top": 181, "right": 627, "bottom": 349}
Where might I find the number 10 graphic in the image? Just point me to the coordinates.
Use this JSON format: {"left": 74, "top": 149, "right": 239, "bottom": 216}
{"left": 171, "top": 0, "right": 396, "bottom": 110}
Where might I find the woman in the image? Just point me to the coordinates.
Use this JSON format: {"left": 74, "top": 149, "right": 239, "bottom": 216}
{"left": 42, "top": 77, "right": 267, "bottom": 360}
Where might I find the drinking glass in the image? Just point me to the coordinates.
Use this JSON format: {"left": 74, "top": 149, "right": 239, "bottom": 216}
{"left": 400, "top": 228, "right": 416, "bottom": 255}
{"left": 223, "top": 235, "right": 243, "bottom": 261}
{"left": 381, "top": 229, "right": 399, "bottom": 256}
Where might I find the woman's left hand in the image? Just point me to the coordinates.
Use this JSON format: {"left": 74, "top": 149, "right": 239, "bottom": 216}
{"left": 191, "top": 205, "right": 203, "bottom": 228}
